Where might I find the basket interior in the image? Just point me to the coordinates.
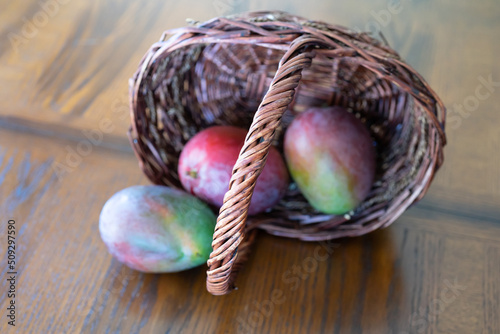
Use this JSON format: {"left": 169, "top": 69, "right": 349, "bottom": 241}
{"left": 136, "top": 41, "right": 433, "bottom": 238}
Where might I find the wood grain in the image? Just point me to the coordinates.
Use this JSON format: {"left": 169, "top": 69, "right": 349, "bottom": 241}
{"left": 0, "top": 0, "right": 499, "bottom": 333}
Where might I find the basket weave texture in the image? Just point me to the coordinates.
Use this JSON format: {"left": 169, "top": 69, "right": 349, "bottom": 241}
{"left": 128, "top": 11, "right": 446, "bottom": 295}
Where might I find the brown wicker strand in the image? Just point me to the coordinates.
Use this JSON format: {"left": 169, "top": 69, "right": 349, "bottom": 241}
{"left": 206, "top": 41, "right": 316, "bottom": 295}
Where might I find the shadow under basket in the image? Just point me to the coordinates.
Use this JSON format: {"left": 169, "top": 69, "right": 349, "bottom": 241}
{"left": 128, "top": 11, "right": 447, "bottom": 295}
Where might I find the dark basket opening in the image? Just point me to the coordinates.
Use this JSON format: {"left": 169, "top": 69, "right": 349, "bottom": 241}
{"left": 132, "top": 41, "right": 430, "bottom": 237}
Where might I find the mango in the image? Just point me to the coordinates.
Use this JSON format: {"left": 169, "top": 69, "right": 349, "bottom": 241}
{"left": 99, "top": 185, "right": 216, "bottom": 272}
{"left": 178, "top": 126, "right": 289, "bottom": 215}
{"left": 284, "top": 107, "right": 376, "bottom": 215}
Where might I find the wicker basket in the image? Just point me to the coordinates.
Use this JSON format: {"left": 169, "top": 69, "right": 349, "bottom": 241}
{"left": 128, "top": 11, "right": 446, "bottom": 295}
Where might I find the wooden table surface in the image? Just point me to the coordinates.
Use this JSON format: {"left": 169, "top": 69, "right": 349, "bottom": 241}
{"left": 1, "top": 0, "right": 499, "bottom": 333}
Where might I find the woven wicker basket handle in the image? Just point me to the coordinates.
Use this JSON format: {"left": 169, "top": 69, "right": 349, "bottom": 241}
{"left": 206, "top": 36, "right": 320, "bottom": 295}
